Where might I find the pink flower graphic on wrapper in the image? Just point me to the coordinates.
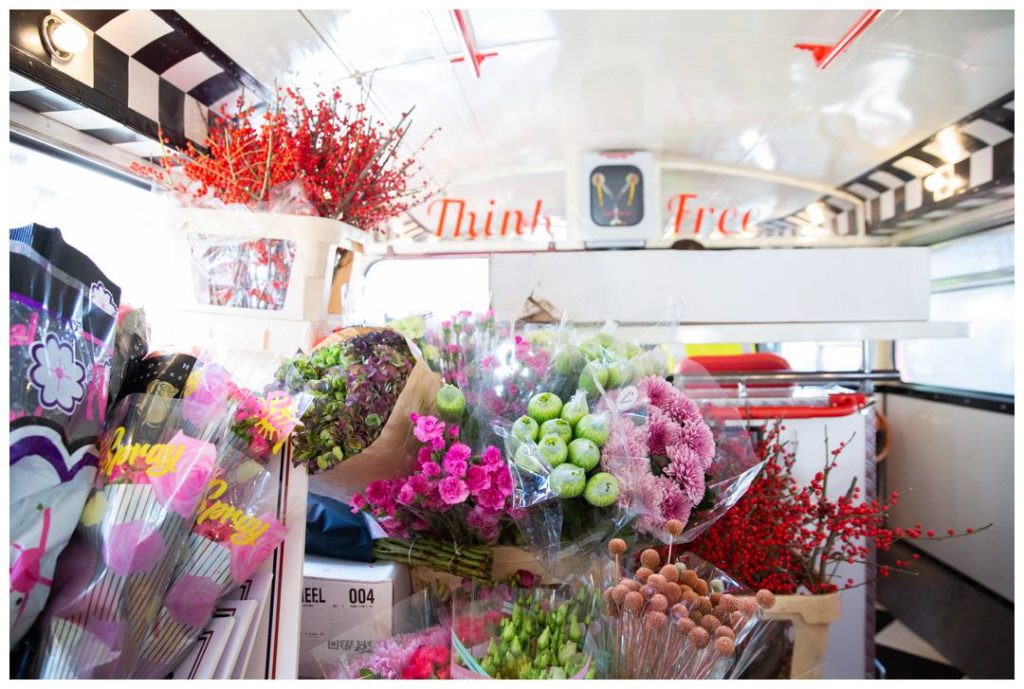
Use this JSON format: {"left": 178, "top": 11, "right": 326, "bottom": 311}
{"left": 10, "top": 507, "right": 53, "bottom": 625}
{"left": 164, "top": 573, "right": 222, "bottom": 627}
{"left": 103, "top": 520, "right": 168, "bottom": 576}
{"left": 28, "top": 333, "right": 87, "bottom": 414}
{"left": 149, "top": 431, "right": 217, "bottom": 518}
{"left": 228, "top": 513, "right": 288, "bottom": 583}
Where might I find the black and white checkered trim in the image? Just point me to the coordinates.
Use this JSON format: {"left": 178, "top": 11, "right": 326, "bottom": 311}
{"left": 761, "top": 92, "right": 1014, "bottom": 237}
{"left": 9, "top": 9, "right": 269, "bottom": 154}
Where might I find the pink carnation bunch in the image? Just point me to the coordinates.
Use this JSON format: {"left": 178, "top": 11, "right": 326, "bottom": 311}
{"left": 352, "top": 414, "right": 514, "bottom": 543}
{"left": 601, "top": 376, "right": 716, "bottom": 538}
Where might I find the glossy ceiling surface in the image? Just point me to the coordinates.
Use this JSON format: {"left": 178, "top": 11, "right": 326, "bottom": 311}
{"left": 169, "top": 9, "right": 1016, "bottom": 223}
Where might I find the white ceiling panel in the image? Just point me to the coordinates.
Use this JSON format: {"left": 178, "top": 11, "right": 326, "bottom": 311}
{"left": 175, "top": 8, "right": 1013, "bottom": 215}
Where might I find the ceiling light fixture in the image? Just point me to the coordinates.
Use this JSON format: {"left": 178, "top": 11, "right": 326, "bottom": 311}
{"left": 935, "top": 126, "right": 967, "bottom": 164}
{"left": 41, "top": 14, "right": 87, "bottom": 61}
{"left": 923, "top": 164, "right": 965, "bottom": 201}
{"left": 805, "top": 202, "right": 828, "bottom": 226}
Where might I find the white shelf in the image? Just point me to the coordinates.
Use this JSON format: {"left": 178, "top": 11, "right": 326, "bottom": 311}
{"left": 576, "top": 321, "right": 971, "bottom": 344}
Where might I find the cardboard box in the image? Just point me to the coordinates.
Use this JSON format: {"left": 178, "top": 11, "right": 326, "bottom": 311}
{"left": 299, "top": 557, "right": 411, "bottom": 679}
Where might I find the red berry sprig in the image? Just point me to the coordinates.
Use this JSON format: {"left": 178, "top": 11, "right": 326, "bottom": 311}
{"left": 691, "top": 423, "right": 991, "bottom": 594}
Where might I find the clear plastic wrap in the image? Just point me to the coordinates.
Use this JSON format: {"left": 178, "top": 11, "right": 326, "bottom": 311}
{"left": 132, "top": 443, "right": 289, "bottom": 678}
{"left": 174, "top": 180, "right": 316, "bottom": 311}
{"left": 9, "top": 224, "right": 121, "bottom": 648}
{"left": 312, "top": 588, "right": 450, "bottom": 679}
{"left": 32, "top": 394, "right": 230, "bottom": 678}
{"left": 585, "top": 545, "right": 779, "bottom": 679}
{"left": 188, "top": 235, "right": 296, "bottom": 310}
{"left": 106, "top": 305, "right": 149, "bottom": 417}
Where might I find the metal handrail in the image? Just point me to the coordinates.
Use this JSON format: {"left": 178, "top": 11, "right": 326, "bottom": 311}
{"left": 676, "top": 370, "right": 901, "bottom": 385}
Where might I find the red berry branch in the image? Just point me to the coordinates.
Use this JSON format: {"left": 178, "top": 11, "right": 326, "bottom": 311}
{"left": 691, "top": 423, "right": 991, "bottom": 595}
{"left": 132, "top": 87, "right": 439, "bottom": 232}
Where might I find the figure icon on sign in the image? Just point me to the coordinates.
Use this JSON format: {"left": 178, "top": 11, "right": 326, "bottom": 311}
{"left": 591, "top": 172, "right": 610, "bottom": 207}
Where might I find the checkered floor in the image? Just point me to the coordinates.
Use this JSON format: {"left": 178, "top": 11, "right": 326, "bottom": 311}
{"left": 874, "top": 603, "right": 967, "bottom": 679}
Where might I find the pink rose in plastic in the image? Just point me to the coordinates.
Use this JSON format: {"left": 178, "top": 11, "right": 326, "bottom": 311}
{"left": 149, "top": 431, "right": 218, "bottom": 518}
{"left": 421, "top": 461, "right": 441, "bottom": 479}
{"left": 182, "top": 364, "right": 232, "bottom": 425}
{"left": 228, "top": 512, "right": 288, "bottom": 583}
{"left": 164, "top": 573, "right": 222, "bottom": 627}
{"left": 438, "top": 476, "right": 470, "bottom": 505}
{"left": 103, "top": 520, "right": 168, "bottom": 577}
{"left": 417, "top": 446, "right": 434, "bottom": 466}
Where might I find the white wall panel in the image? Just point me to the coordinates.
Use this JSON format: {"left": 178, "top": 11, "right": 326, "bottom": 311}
{"left": 491, "top": 248, "right": 930, "bottom": 323}
{"left": 884, "top": 394, "right": 1014, "bottom": 601}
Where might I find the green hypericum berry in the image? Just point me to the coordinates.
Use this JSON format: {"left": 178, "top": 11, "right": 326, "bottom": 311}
{"left": 606, "top": 359, "right": 634, "bottom": 388}
{"left": 560, "top": 391, "right": 589, "bottom": 428}
{"left": 710, "top": 578, "right": 725, "bottom": 593}
{"left": 549, "top": 464, "right": 586, "bottom": 498}
{"left": 436, "top": 384, "right": 466, "bottom": 423}
{"left": 512, "top": 415, "right": 540, "bottom": 443}
{"left": 575, "top": 412, "right": 610, "bottom": 447}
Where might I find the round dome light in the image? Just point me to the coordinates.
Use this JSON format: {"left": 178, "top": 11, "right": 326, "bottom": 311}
{"left": 42, "top": 15, "right": 87, "bottom": 60}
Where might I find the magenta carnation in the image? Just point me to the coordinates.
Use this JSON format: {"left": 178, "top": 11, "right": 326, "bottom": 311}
{"left": 465, "top": 465, "right": 491, "bottom": 493}
{"left": 412, "top": 415, "right": 446, "bottom": 445}
{"left": 438, "top": 476, "right": 470, "bottom": 505}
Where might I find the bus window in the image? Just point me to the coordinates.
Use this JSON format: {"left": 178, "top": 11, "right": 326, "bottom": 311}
{"left": 354, "top": 256, "right": 490, "bottom": 323}
{"left": 897, "top": 227, "right": 1014, "bottom": 395}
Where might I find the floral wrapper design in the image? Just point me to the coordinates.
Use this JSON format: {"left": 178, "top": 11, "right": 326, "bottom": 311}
{"left": 32, "top": 394, "right": 223, "bottom": 679}
{"left": 9, "top": 225, "right": 121, "bottom": 648}
{"left": 188, "top": 235, "right": 296, "bottom": 311}
{"left": 133, "top": 454, "right": 288, "bottom": 678}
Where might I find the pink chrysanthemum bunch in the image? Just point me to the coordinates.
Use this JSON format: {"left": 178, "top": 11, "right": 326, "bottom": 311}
{"left": 602, "top": 376, "right": 716, "bottom": 537}
{"left": 352, "top": 413, "right": 514, "bottom": 542}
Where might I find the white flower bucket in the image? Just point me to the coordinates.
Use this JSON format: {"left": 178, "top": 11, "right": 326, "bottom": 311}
{"left": 172, "top": 207, "right": 361, "bottom": 322}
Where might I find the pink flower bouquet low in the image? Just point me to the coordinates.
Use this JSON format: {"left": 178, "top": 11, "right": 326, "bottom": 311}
{"left": 353, "top": 413, "right": 515, "bottom": 544}
{"left": 350, "top": 413, "right": 517, "bottom": 580}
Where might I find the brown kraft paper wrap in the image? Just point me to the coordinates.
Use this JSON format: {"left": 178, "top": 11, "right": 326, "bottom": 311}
{"left": 306, "top": 358, "right": 441, "bottom": 502}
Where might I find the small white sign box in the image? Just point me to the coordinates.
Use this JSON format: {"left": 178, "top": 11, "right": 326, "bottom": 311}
{"left": 490, "top": 247, "right": 930, "bottom": 324}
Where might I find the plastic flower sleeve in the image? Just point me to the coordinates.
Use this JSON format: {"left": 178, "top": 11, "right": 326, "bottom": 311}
{"left": 312, "top": 588, "right": 449, "bottom": 679}
{"left": 132, "top": 449, "right": 289, "bottom": 678}
{"left": 9, "top": 225, "right": 121, "bottom": 648}
{"left": 32, "top": 394, "right": 230, "bottom": 679}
